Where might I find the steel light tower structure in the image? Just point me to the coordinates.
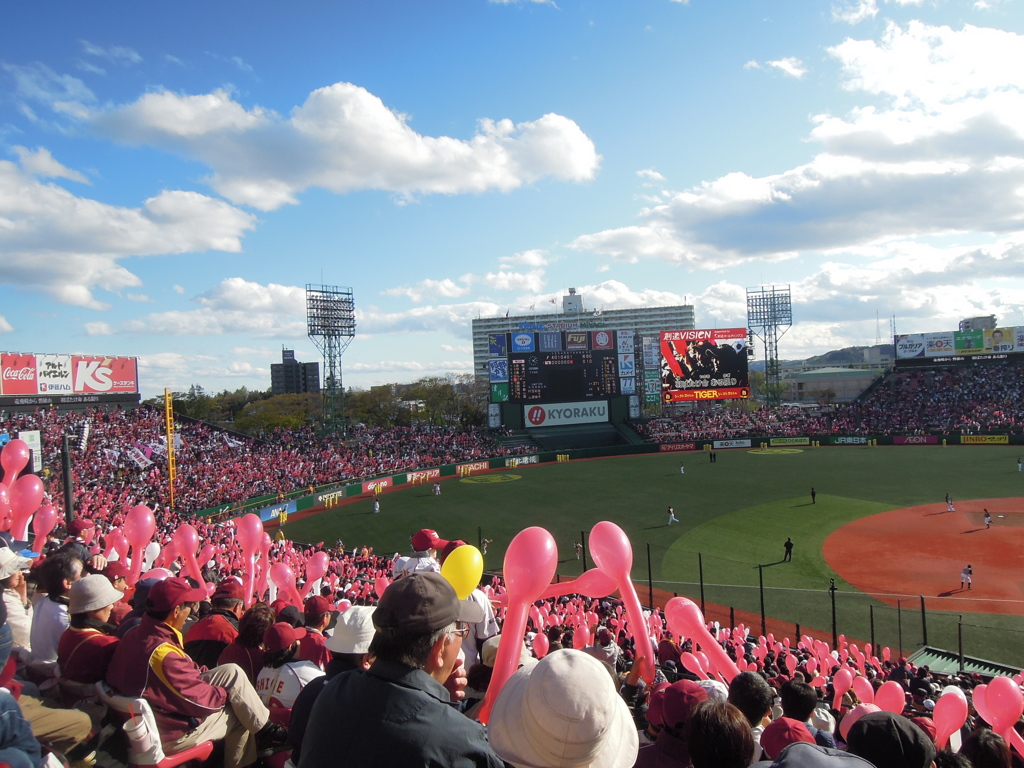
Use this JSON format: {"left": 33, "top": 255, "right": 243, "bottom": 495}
{"left": 746, "top": 285, "right": 792, "bottom": 406}
{"left": 306, "top": 284, "right": 356, "bottom": 435}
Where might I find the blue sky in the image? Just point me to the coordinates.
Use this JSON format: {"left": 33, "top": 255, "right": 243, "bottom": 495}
{"left": 2, "top": 0, "right": 1023, "bottom": 399}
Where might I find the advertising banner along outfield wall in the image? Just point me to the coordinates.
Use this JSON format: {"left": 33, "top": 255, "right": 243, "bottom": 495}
{"left": 660, "top": 329, "right": 750, "bottom": 402}
{"left": 524, "top": 401, "right": 609, "bottom": 428}
{"left": 1, "top": 353, "right": 139, "bottom": 395}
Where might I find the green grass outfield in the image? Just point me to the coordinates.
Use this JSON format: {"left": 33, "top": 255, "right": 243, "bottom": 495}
{"left": 281, "top": 444, "right": 1024, "bottom": 667}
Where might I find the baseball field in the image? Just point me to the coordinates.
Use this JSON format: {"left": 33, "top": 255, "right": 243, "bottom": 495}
{"left": 280, "top": 443, "right": 1024, "bottom": 667}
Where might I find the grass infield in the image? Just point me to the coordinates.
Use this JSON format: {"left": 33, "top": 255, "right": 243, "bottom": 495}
{"left": 281, "top": 444, "right": 1024, "bottom": 667}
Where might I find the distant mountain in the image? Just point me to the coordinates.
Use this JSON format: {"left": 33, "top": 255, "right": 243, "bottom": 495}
{"left": 803, "top": 344, "right": 891, "bottom": 365}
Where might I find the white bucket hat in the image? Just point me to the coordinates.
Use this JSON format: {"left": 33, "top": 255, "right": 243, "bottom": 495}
{"left": 489, "top": 648, "right": 639, "bottom": 768}
{"left": 326, "top": 606, "right": 376, "bottom": 654}
{"left": 68, "top": 574, "right": 124, "bottom": 615}
{"left": 0, "top": 548, "right": 32, "bottom": 581}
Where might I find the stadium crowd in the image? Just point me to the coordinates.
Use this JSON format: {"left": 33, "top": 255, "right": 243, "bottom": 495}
{"left": 638, "top": 363, "right": 1024, "bottom": 442}
{"left": 1, "top": 362, "right": 1023, "bottom": 766}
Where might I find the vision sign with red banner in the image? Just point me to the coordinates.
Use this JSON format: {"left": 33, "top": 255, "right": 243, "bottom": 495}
{"left": 660, "top": 329, "right": 750, "bottom": 402}
{"left": 1, "top": 353, "right": 139, "bottom": 395}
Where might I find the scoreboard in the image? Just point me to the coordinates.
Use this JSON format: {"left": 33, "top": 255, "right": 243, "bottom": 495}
{"left": 488, "top": 329, "right": 633, "bottom": 404}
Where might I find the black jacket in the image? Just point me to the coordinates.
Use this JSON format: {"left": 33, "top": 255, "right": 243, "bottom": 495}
{"left": 298, "top": 658, "right": 503, "bottom": 768}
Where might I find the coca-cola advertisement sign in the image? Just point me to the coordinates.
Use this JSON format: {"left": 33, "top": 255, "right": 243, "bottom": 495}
{"left": 0, "top": 354, "right": 37, "bottom": 395}
{"left": 1, "top": 353, "right": 138, "bottom": 395}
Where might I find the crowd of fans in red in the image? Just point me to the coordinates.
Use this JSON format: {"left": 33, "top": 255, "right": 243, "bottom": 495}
{"left": 637, "top": 363, "right": 1024, "bottom": 442}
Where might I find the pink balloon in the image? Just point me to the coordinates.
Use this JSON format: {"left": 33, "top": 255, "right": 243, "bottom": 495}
{"left": 301, "top": 552, "right": 330, "bottom": 599}
{"left": 973, "top": 684, "right": 992, "bottom": 725}
{"left": 839, "top": 703, "right": 880, "bottom": 741}
{"left": 123, "top": 505, "right": 156, "bottom": 549}
{"left": 529, "top": 605, "right": 542, "bottom": 631}
{"left": 785, "top": 654, "right": 797, "bottom": 676}
{"left": 985, "top": 676, "right": 1024, "bottom": 732}
{"left": 532, "top": 632, "right": 549, "bottom": 659}
{"left": 933, "top": 692, "right": 968, "bottom": 749}
{"left": 479, "top": 526, "right": 557, "bottom": 724}
{"left": 103, "top": 529, "right": 129, "bottom": 561}
{"left": 172, "top": 524, "right": 206, "bottom": 591}
{"left": 0, "top": 440, "right": 31, "bottom": 483}
{"left": 336, "top": 599, "right": 352, "bottom": 612}
{"left": 31, "top": 505, "right": 59, "bottom": 544}
{"left": 540, "top": 567, "right": 618, "bottom": 600}
{"left": 142, "top": 567, "right": 172, "bottom": 581}
{"left": 810, "top": 677, "right": 826, "bottom": 688}
{"left": 236, "top": 514, "right": 263, "bottom": 605}
{"left": 255, "top": 534, "right": 273, "bottom": 601}
{"left": 270, "top": 562, "right": 301, "bottom": 605}
{"left": 874, "top": 680, "right": 906, "bottom": 714}
{"left": 852, "top": 675, "right": 874, "bottom": 704}
{"left": 573, "top": 626, "right": 590, "bottom": 650}
{"left": 197, "top": 544, "right": 216, "bottom": 566}
{"left": 8, "top": 474, "right": 44, "bottom": 540}
{"left": 0, "top": 483, "right": 10, "bottom": 532}
{"left": 682, "top": 652, "right": 709, "bottom": 680}
{"left": 832, "top": 667, "right": 855, "bottom": 705}
{"left": 806, "top": 658, "right": 818, "bottom": 675}
{"left": 665, "top": 597, "right": 740, "bottom": 683}
{"left": 374, "top": 577, "right": 390, "bottom": 598}
{"left": 589, "top": 521, "right": 655, "bottom": 683}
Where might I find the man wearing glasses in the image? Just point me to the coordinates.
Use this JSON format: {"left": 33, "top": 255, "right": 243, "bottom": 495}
{"left": 300, "top": 572, "right": 503, "bottom": 767}
{"left": 106, "top": 577, "right": 287, "bottom": 768}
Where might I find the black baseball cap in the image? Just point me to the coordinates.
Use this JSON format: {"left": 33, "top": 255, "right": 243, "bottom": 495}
{"left": 373, "top": 572, "right": 483, "bottom": 639}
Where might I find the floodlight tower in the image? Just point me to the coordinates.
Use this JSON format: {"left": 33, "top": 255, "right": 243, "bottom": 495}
{"left": 306, "top": 284, "right": 355, "bottom": 435}
{"left": 746, "top": 285, "right": 792, "bottom": 407}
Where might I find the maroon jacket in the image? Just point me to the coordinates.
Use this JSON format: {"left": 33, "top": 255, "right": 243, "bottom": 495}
{"left": 106, "top": 615, "right": 228, "bottom": 742}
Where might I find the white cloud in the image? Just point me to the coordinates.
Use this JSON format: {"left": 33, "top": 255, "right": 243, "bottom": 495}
{"left": 0, "top": 315, "right": 13, "bottom": 334}
{"left": 80, "top": 41, "right": 142, "bottom": 65}
{"left": 348, "top": 359, "right": 473, "bottom": 374}
{"left": 636, "top": 168, "right": 666, "bottom": 182}
{"left": 482, "top": 269, "right": 546, "bottom": 292}
{"left": 3, "top": 63, "right": 96, "bottom": 120}
{"left": 441, "top": 344, "right": 472, "bottom": 354}
{"left": 767, "top": 57, "right": 808, "bottom": 79}
{"left": 84, "top": 321, "right": 114, "bottom": 335}
{"left": 383, "top": 277, "right": 472, "bottom": 303}
{"left": 126, "top": 293, "right": 153, "bottom": 302}
{"left": 571, "top": 23, "right": 1024, "bottom": 269}
{"left": 0, "top": 161, "right": 257, "bottom": 308}
{"left": 833, "top": 0, "right": 878, "bottom": 25}
{"left": 499, "top": 249, "right": 549, "bottom": 268}
{"left": 744, "top": 60, "right": 763, "bottom": 71}
{"left": 12, "top": 146, "right": 89, "bottom": 183}
{"left": 89, "top": 84, "right": 600, "bottom": 210}
{"left": 172, "top": 285, "right": 185, "bottom": 294}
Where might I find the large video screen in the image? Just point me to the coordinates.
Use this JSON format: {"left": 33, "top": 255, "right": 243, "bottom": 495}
{"left": 895, "top": 327, "right": 1024, "bottom": 367}
{"left": 660, "top": 328, "right": 750, "bottom": 402}
{"left": 489, "top": 329, "right": 629, "bottom": 403}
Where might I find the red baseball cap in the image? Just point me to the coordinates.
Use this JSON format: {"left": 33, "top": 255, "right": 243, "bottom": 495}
{"left": 439, "top": 540, "right": 468, "bottom": 564}
{"left": 661, "top": 680, "right": 708, "bottom": 730}
{"left": 213, "top": 580, "right": 245, "bottom": 601}
{"left": 761, "top": 717, "right": 814, "bottom": 760}
{"left": 304, "top": 595, "right": 333, "bottom": 616}
{"left": 264, "top": 622, "right": 303, "bottom": 654}
{"left": 103, "top": 561, "right": 129, "bottom": 581}
{"left": 411, "top": 529, "right": 448, "bottom": 551}
{"left": 68, "top": 518, "right": 95, "bottom": 537}
{"left": 146, "top": 577, "right": 207, "bottom": 612}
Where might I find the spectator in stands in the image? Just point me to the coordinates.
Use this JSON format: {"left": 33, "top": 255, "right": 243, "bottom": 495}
{"left": 686, "top": 700, "right": 756, "bottom": 768}
{"left": 56, "top": 574, "right": 122, "bottom": 702}
{"left": 255, "top": 623, "right": 324, "bottom": 710}
{"left": 0, "top": 689, "right": 41, "bottom": 768}
{"left": 440, "top": 541, "right": 499, "bottom": 668}
{"left": 489, "top": 648, "right": 638, "bottom": 768}
{"left": 759, "top": 717, "right": 815, "bottom": 760}
{"left": 289, "top": 606, "right": 375, "bottom": 765}
{"left": 392, "top": 529, "right": 446, "bottom": 579}
{"left": 780, "top": 680, "right": 837, "bottom": 748}
{"left": 635, "top": 678, "right": 708, "bottom": 767}
{"left": 845, "top": 711, "right": 935, "bottom": 768}
{"left": 727, "top": 671, "right": 774, "bottom": 764}
{"left": 299, "top": 572, "right": 500, "bottom": 767}
{"left": 0, "top": 549, "right": 34, "bottom": 653}
{"left": 184, "top": 579, "right": 245, "bottom": 669}
{"left": 29, "top": 551, "right": 83, "bottom": 663}
{"left": 959, "top": 729, "right": 1012, "bottom": 768}
{"left": 106, "top": 577, "right": 287, "bottom": 768}
{"left": 296, "top": 595, "right": 332, "bottom": 670}
{"left": 218, "top": 603, "right": 274, "bottom": 685}
{"left": 101, "top": 561, "right": 131, "bottom": 626}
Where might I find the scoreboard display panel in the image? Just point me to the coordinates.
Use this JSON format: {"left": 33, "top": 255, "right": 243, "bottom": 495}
{"left": 490, "top": 330, "right": 621, "bottom": 403}
{"left": 660, "top": 328, "right": 750, "bottom": 402}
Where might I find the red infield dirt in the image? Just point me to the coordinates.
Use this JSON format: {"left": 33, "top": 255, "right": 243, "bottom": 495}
{"left": 823, "top": 498, "right": 1024, "bottom": 616}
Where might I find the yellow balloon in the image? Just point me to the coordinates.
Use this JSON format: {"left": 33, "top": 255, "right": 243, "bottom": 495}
{"left": 441, "top": 544, "right": 484, "bottom": 600}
